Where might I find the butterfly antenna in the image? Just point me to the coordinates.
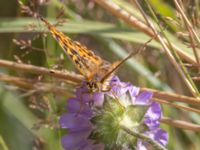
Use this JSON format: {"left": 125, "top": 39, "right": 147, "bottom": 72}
{"left": 100, "top": 37, "right": 155, "bottom": 83}
{"left": 37, "top": 15, "right": 53, "bottom": 30}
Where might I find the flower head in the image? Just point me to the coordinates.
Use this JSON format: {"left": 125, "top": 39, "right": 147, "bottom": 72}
{"left": 60, "top": 76, "right": 168, "bottom": 150}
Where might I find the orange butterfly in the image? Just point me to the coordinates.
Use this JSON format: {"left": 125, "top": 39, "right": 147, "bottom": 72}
{"left": 39, "top": 17, "right": 146, "bottom": 92}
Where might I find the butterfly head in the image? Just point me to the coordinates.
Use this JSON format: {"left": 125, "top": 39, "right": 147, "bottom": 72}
{"left": 86, "top": 81, "right": 100, "bottom": 93}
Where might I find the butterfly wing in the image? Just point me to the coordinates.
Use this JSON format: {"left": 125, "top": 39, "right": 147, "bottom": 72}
{"left": 40, "top": 17, "right": 103, "bottom": 80}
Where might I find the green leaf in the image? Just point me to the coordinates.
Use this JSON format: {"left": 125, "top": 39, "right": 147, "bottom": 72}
{"left": 0, "top": 17, "right": 195, "bottom": 60}
{"left": 103, "top": 94, "right": 124, "bottom": 115}
{"left": 0, "top": 84, "right": 63, "bottom": 150}
{"left": 122, "top": 105, "right": 148, "bottom": 128}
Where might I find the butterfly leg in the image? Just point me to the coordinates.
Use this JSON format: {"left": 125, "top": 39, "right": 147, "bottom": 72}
{"left": 75, "top": 91, "right": 94, "bottom": 116}
{"left": 75, "top": 89, "right": 88, "bottom": 116}
{"left": 75, "top": 96, "right": 84, "bottom": 117}
{"left": 101, "top": 85, "right": 111, "bottom": 92}
{"left": 88, "top": 92, "right": 94, "bottom": 107}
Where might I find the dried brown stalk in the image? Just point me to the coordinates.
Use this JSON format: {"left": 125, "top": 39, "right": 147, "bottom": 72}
{"left": 142, "top": 88, "right": 200, "bottom": 106}
{"left": 192, "top": 77, "right": 200, "bottom": 81}
{"left": 132, "top": 0, "right": 198, "bottom": 97}
{"left": 94, "top": 0, "right": 196, "bottom": 64}
{"left": 184, "top": 63, "right": 200, "bottom": 68}
{"left": 161, "top": 117, "right": 200, "bottom": 131}
{"left": 0, "top": 59, "right": 83, "bottom": 83}
{"left": 0, "top": 59, "right": 199, "bottom": 105}
{"left": 2, "top": 73, "right": 200, "bottom": 131}
{"left": 1, "top": 72, "right": 200, "bottom": 115}
{"left": 174, "top": 0, "right": 200, "bottom": 65}
{"left": 153, "top": 98, "right": 200, "bottom": 114}
{"left": 0, "top": 73, "right": 72, "bottom": 97}
{"left": 2, "top": 73, "right": 200, "bottom": 132}
{"left": 1, "top": 72, "right": 200, "bottom": 116}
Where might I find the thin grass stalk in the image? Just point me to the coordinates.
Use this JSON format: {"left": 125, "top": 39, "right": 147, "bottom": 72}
{"left": 192, "top": 77, "right": 200, "bottom": 81}
{"left": 145, "top": 0, "right": 200, "bottom": 96}
{"left": 174, "top": 0, "right": 200, "bottom": 65}
{"left": 0, "top": 136, "right": 9, "bottom": 150}
{"left": 153, "top": 98, "right": 200, "bottom": 114}
{"left": 0, "top": 59, "right": 83, "bottom": 83}
{"left": 121, "top": 125, "right": 167, "bottom": 150}
{"left": 94, "top": 0, "right": 196, "bottom": 64}
{"left": 142, "top": 88, "right": 200, "bottom": 106}
{"left": 161, "top": 117, "right": 200, "bottom": 131}
{"left": 1, "top": 59, "right": 200, "bottom": 106}
{"left": 2, "top": 71, "right": 200, "bottom": 116}
{"left": 0, "top": 73, "right": 72, "bottom": 97}
{"left": 134, "top": 0, "right": 199, "bottom": 97}
{"left": 51, "top": 0, "right": 78, "bottom": 19}
{"left": 175, "top": 0, "right": 200, "bottom": 44}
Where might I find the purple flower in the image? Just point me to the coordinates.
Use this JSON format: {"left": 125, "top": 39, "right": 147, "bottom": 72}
{"left": 59, "top": 99, "right": 104, "bottom": 150}
{"left": 59, "top": 76, "right": 168, "bottom": 150}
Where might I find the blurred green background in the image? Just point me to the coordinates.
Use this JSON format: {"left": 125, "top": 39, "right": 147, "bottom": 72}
{"left": 0, "top": 0, "right": 200, "bottom": 150}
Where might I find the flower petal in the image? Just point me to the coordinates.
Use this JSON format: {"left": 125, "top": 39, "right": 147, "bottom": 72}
{"left": 144, "top": 102, "right": 161, "bottom": 129}
{"left": 60, "top": 75, "right": 167, "bottom": 150}
{"left": 128, "top": 84, "right": 140, "bottom": 98}
{"left": 67, "top": 99, "right": 92, "bottom": 117}
{"left": 136, "top": 140, "right": 147, "bottom": 150}
{"left": 154, "top": 128, "right": 168, "bottom": 146}
{"left": 92, "top": 92, "right": 104, "bottom": 107}
{"left": 61, "top": 134, "right": 91, "bottom": 150}
{"left": 135, "top": 91, "right": 153, "bottom": 105}
{"left": 144, "top": 128, "right": 168, "bottom": 146}
{"left": 59, "top": 113, "right": 92, "bottom": 129}
{"left": 82, "top": 141, "right": 104, "bottom": 150}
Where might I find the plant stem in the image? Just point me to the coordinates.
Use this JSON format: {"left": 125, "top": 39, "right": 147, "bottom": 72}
{"left": 120, "top": 125, "right": 167, "bottom": 150}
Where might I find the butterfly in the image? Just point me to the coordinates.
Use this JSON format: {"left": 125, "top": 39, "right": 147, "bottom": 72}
{"left": 39, "top": 17, "right": 147, "bottom": 92}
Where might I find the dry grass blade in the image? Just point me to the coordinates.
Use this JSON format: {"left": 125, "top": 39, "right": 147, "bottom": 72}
{"left": 94, "top": 0, "right": 195, "bottom": 64}
{"left": 192, "top": 77, "right": 200, "bottom": 81}
{"left": 0, "top": 59, "right": 83, "bottom": 83}
{"left": 161, "top": 117, "right": 200, "bottom": 131}
{"left": 141, "top": 88, "right": 200, "bottom": 106}
{"left": 0, "top": 73, "right": 72, "bottom": 97}
{"left": 1, "top": 59, "right": 200, "bottom": 105}
{"left": 174, "top": 0, "right": 200, "bottom": 65}
{"left": 153, "top": 98, "right": 200, "bottom": 114}
{"left": 121, "top": 125, "right": 167, "bottom": 150}
{"left": 184, "top": 63, "right": 200, "bottom": 68}
{"left": 133, "top": 0, "right": 199, "bottom": 97}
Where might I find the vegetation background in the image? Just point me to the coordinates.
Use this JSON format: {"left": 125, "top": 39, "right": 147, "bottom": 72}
{"left": 0, "top": 0, "right": 200, "bottom": 150}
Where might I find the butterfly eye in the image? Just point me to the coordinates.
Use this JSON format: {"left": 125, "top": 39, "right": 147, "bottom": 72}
{"left": 86, "top": 82, "right": 92, "bottom": 88}
{"left": 86, "top": 82, "right": 97, "bottom": 92}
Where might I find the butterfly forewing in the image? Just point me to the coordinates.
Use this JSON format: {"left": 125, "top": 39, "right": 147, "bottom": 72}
{"left": 40, "top": 17, "right": 103, "bottom": 80}
{"left": 39, "top": 17, "right": 139, "bottom": 93}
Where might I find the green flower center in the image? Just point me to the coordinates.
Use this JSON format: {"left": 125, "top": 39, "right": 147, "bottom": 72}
{"left": 90, "top": 91, "right": 149, "bottom": 149}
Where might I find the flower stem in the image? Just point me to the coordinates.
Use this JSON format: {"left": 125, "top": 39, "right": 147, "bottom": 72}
{"left": 120, "top": 125, "right": 167, "bottom": 150}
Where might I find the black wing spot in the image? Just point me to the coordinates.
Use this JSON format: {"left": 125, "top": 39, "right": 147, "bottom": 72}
{"left": 86, "top": 51, "right": 100, "bottom": 61}
{"left": 87, "top": 51, "right": 93, "bottom": 57}
{"left": 93, "top": 56, "right": 100, "bottom": 61}
{"left": 54, "top": 34, "right": 60, "bottom": 41}
{"left": 81, "top": 53, "right": 87, "bottom": 58}
{"left": 68, "top": 53, "right": 74, "bottom": 59}
{"left": 74, "top": 59, "right": 79, "bottom": 65}
{"left": 71, "top": 49, "right": 78, "bottom": 55}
